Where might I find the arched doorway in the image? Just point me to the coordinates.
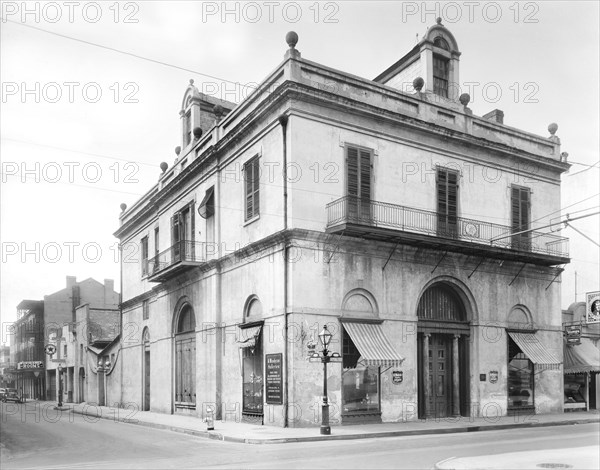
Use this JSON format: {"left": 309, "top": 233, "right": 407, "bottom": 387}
{"left": 142, "top": 328, "right": 151, "bottom": 411}
{"left": 174, "top": 305, "right": 196, "bottom": 410}
{"left": 417, "top": 282, "right": 470, "bottom": 419}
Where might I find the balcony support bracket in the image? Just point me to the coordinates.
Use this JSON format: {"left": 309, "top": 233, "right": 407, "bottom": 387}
{"left": 431, "top": 251, "right": 448, "bottom": 274}
{"left": 326, "top": 232, "right": 344, "bottom": 264}
{"left": 509, "top": 263, "right": 527, "bottom": 286}
{"left": 382, "top": 241, "right": 400, "bottom": 272}
{"left": 468, "top": 257, "right": 485, "bottom": 279}
{"left": 545, "top": 265, "right": 565, "bottom": 290}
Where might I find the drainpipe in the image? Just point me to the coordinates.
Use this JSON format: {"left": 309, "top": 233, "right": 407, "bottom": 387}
{"left": 119, "top": 242, "right": 124, "bottom": 407}
{"left": 278, "top": 114, "right": 289, "bottom": 427}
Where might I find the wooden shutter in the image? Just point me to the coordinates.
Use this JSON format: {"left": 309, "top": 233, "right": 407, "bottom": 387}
{"left": 511, "top": 186, "right": 530, "bottom": 232}
{"left": 346, "top": 146, "right": 359, "bottom": 198}
{"left": 437, "top": 168, "right": 458, "bottom": 233}
{"left": 245, "top": 158, "right": 259, "bottom": 220}
{"left": 252, "top": 159, "right": 260, "bottom": 218}
{"left": 447, "top": 171, "right": 458, "bottom": 223}
{"left": 359, "top": 149, "right": 372, "bottom": 201}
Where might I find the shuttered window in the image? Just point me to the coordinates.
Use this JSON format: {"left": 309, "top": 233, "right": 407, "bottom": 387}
{"left": 511, "top": 186, "right": 531, "bottom": 250}
{"left": 244, "top": 157, "right": 260, "bottom": 221}
{"left": 433, "top": 55, "right": 449, "bottom": 98}
{"left": 346, "top": 145, "right": 372, "bottom": 222}
{"left": 437, "top": 168, "right": 458, "bottom": 236}
{"left": 170, "top": 204, "right": 195, "bottom": 261}
{"left": 141, "top": 236, "right": 148, "bottom": 276}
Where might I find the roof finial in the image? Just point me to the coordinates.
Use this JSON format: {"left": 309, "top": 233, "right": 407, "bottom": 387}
{"left": 189, "top": 79, "right": 194, "bottom": 85}
{"left": 436, "top": 17, "right": 443, "bottom": 25}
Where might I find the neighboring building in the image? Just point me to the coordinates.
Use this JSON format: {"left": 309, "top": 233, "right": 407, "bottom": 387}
{"left": 562, "top": 300, "right": 600, "bottom": 410}
{"left": 0, "top": 345, "right": 15, "bottom": 388}
{"left": 115, "top": 23, "right": 570, "bottom": 427}
{"left": 11, "top": 276, "right": 119, "bottom": 400}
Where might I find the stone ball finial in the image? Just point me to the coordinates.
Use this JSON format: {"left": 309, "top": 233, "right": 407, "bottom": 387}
{"left": 286, "top": 31, "right": 298, "bottom": 49}
{"left": 548, "top": 123, "right": 558, "bottom": 135}
{"left": 193, "top": 127, "right": 203, "bottom": 139}
{"left": 413, "top": 77, "right": 425, "bottom": 92}
{"left": 160, "top": 162, "right": 168, "bottom": 173}
{"left": 213, "top": 104, "right": 224, "bottom": 117}
{"left": 436, "top": 17, "right": 443, "bottom": 25}
{"left": 459, "top": 93, "right": 471, "bottom": 106}
{"left": 175, "top": 146, "right": 181, "bottom": 155}
{"left": 120, "top": 203, "right": 127, "bottom": 212}
{"left": 189, "top": 79, "right": 194, "bottom": 85}
{"left": 561, "top": 152, "right": 569, "bottom": 162}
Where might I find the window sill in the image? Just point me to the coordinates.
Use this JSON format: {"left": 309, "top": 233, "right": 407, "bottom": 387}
{"left": 243, "top": 215, "right": 260, "bottom": 227}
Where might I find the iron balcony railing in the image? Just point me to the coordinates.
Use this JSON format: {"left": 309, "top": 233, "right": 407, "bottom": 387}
{"left": 148, "top": 240, "right": 206, "bottom": 276}
{"left": 326, "top": 196, "right": 569, "bottom": 259}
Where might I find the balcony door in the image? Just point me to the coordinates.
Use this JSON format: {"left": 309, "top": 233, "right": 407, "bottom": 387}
{"left": 171, "top": 204, "right": 195, "bottom": 262}
{"left": 436, "top": 168, "right": 458, "bottom": 237}
{"left": 346, "top": 145, "right": 372, "bottom": 223}
{"left": 511, "top": 186, "right": 531, "bottom": 251}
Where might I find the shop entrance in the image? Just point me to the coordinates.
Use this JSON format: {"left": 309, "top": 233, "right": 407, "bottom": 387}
{"left": 417, "top": 282, "right": 470, "bottom": 419}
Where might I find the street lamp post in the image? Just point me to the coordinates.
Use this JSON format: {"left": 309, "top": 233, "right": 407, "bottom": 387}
{"left": 57, "top": 364, "right": 63, "bottom": 407}
{"left": 309, "top": 325, "right": 342, "bottom": 435}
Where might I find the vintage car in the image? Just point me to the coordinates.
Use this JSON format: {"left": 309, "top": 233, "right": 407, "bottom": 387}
{"left": 1, "top": 388, "right": 22, "bottom": 403}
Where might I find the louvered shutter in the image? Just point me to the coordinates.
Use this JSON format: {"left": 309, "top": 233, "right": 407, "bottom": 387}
{"left": 511, "top": 186, "right": 531, "bottom": 250}
{"left": 359, "top": 149, "right": 371, "bottom": 200}
{"left": 437, "top": 170, "right": 448, "bottom": 218}
{"left": 447, "top": 171, "right": 458, "bottom": 225}
{"left": 346, "top": 147, "right": 359, "bottom": 198}
{"left": 245, "top": 160, "right": 253, "bottom": 220}
{"left": 511, "top": 187, "right": 521, "bottom": 232}
{"left": 252, "top": 159, "right": 260, "bottom": 218}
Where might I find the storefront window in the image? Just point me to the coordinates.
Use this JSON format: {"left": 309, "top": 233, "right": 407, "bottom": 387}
{"left": 342, "top": 330, "right": 380, "bottom": 414}
{"left": 508, "top": 336, "right": 534, "bottom": 409}
{"left": 242, "top": 337, "right": 263, "bottom": 414}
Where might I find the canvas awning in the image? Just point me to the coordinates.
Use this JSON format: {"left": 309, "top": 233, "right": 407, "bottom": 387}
{"left": 564, "top": 338, "right": 600, "bottom": 374}
{"left": 237, "top": 325, "right": 262, "bottom": 349}
{"left": 198, "top": 187, "right": 215, "bottom": 219}
{"left": 508, "top": 331, "right": 561, "bottom": 370}
{"left": 342, "top": 322, "right": 404, "bottom": 367}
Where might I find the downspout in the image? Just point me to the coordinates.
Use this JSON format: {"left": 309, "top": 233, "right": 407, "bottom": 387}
{"left": 119, "top": 241, "right": 124, "bottom": 407}
{"left": 215, "top": 156, "right": 223, "bottom": 420}
{"left": 278, "top": 114, "right": 289, "bottom": 427}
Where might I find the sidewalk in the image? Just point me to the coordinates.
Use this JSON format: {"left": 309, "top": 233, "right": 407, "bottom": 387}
{"left": 48, "top": 402, "right": 599, "bottom": 445}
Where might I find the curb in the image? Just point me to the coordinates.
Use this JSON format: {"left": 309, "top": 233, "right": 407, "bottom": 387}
{"left": 69, "top": 408, "right": 600, "bottom": 445}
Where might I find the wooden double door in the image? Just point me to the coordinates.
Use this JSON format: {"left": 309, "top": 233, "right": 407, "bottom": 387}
{"left": 418, "top": 333, "right": 467, "bottom": 419}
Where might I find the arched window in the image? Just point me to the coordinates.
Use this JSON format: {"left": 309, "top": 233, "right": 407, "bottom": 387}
{"left": 417, "top": 284, "right": 466, "bottom": 322}
{"left": 434, "top": 36, "right": 450, "bottom": 50}
{"left": 174, "top": 305, "right": 196, "bottom": 410}
{"left": 178, "top": 306, "right": 196, "bottom": 333}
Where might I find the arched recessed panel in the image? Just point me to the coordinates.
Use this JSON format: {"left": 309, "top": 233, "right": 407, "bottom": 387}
{"left": 341, "top": 288, "right": 379, "bottom": 317}
{"left": 417, "top": 284, "right": 466, "bottom": 322}
{"left": 177, "top": 305, "right": 196, "bottom": 333}
{"left": 508, "top": 305, "right": 533, "bottom": 329}
{"left": 246, "top": 296, "right": 263, "bottom": 318}
{"left": 434, "top": 36, "right": 450, "bottom": 50}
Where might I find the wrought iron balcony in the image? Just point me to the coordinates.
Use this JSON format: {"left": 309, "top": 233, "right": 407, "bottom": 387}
{"left": 147, "top": 240, "right": 207, "bottom": 282}
{"left": 326, "top": 196, "right": 569, "bottom": 266}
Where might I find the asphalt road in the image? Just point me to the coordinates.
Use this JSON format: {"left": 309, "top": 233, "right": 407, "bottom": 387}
{"left": 1, "top": 402, "right": 599, "bottom": 469}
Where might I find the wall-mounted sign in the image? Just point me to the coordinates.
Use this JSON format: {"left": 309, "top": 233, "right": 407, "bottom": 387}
{"left": 489, "top": 370, "right": 499, "bottom": 384}
{"left": 565, "top": 325, "right": 581, "bottom": 345}
{"left": 479, "top": 374, "right": 486, "bottom": 382}
{"left": 44, "top": 344, "right": 57, "bottom": 356}
{"left": 17, "top": 361, "right": 44, "bottom": 370}
{"left": 392, "top": 370, "right": 403, "bottom": 384}
{"left": 586, "top": 291, "right": 600, "bottom": 324}
{"left": 265, "top": 353, "right": 283, "bottom": 405}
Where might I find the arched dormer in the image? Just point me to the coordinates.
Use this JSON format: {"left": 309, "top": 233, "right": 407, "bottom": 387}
{"left": 374, "top": 19, "right": 461, "bottom": 100}
{"left": 180, "top": 79, "right": 202, "bottom": 151}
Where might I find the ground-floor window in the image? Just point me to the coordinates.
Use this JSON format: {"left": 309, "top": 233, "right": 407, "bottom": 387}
{"left": 342, "top": 329, "right": 380, "bottom": 415}
{"left": 242, "top": 336, "right": 263, "bottom": 415}
{"left": 507, "top": 335, "right": 534, "bottom": 411}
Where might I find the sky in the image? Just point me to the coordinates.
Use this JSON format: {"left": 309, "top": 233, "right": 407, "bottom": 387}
{"left": 1, "top": 1, "right": 599, "bottom": 336}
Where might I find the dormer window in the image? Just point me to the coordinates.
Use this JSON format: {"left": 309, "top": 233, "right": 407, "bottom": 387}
{"left": 434, "top": 36, "right": 449, "bottom": 50}
{"left": 433, "top": 54, "right": 449, "bottom": 98}
{"left": 183, "top": 110, "right": 192, "bottom": 147}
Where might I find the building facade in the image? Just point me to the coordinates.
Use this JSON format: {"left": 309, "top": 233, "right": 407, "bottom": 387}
{"left": 11, "top": 276, "right": 119, "bottom": 400}
{"left": 115, "top": 23, "right": 570, "bottom": 427}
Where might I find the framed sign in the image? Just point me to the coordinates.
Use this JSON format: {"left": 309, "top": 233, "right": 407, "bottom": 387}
{"left": 489, "top": 371, "right": 499, "bottom": 384}
{"left": 265, "top": 353, "right": 283, "bottom": 405}
{"left": 586, "top": 291, "right": 600, "bottom": 324}
{"left": 392, "top": 370, "right": 403, "bottom": 384}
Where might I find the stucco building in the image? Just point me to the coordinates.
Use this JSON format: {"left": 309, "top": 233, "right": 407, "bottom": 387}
{"left": 11, "top": 276, "right": 119, "bottom": 400}
{"left": 115, "top": 23, "right": 570, "bottom": 427}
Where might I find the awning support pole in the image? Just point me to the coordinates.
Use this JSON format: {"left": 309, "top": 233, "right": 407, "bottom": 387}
{"left": 326, "top": 232, "right": 344, "bottom": 264}
{"left": 545, "top": 265, "right": 565, "bottom": 290}
{"left": 382, "top": 241, "right": 400, "bottom": 272}
{"left": 431, "top": 251, "right": 447, "bottom": 274}
{"left": 509, "top": 263, "right": 527, "bottom": 286}
{"left": 468, "top": 257, "right": 485, "bottom": 279}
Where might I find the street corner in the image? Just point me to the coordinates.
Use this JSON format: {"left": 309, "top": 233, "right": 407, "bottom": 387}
{"left": 433, "top": 446, "right": 600, "bottom": 470}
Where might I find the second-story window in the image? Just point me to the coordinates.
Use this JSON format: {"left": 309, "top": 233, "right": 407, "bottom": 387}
{"left": 433, "top": 55, "right": 449, "bottom": 98}
{"left": 183, "top": 111, "right": 192, "bottom": 147}
{"left": 346, "top": 145, "right": 372, "bottom": 221}
{"left": 143, "top": 299, "right": 150, "bottom": 320}
{"left": 437, "top": 168, "right": 459, "bottom": 236}
{"left": 511, "top": 185, "right": 531, "bottom": 250}
{"left": 154, "top": 227, "right": 160, "bottom": 258}
{"left": 141, "top": 236, "right": 149, "bottom": 276}
{"left": 171, "top": 204, "right": 195, "bottom": 261}
{"left": 244, "top": 157, "right": 260, "bottom": 221}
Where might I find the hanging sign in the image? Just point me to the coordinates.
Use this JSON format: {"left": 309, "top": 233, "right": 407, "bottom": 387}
{"left": 586, "top": 291, "right": 600, "bottom": 324}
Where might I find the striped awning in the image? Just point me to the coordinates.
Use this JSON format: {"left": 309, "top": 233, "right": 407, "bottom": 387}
{"left": 342, "top": 322, "right": 404, "bottom": 367}
{"left": 508, "top": 331, "right": 561, "bottom": 370}
{"left": 237, "top": 325, "right": 262, "bottom": 349}
{"left": 564, "top": 338, "right": 600, "bottom": 374}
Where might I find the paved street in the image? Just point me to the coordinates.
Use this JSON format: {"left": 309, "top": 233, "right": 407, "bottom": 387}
{"left": 2, "top": 402, "right": 599, "bottom": 469}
